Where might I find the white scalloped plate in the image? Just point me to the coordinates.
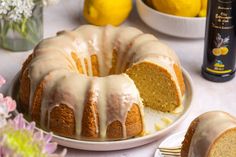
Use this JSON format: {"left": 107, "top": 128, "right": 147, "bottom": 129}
{"left": 8, "top": 69, "right": 193, "bottom": 151}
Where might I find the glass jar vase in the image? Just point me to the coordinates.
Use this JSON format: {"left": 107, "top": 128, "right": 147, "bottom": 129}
{"left": 0, "top": 4, "right": 43, "bottom": 52}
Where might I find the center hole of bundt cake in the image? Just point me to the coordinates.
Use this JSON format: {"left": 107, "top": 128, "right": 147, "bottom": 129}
{"left": 71, "top": 51, "right": 125, "bottom": 77}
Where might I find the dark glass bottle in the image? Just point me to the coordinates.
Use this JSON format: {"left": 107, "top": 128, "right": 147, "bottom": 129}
{"left": 202, "top": 0, "right": 236, "bottom": 82}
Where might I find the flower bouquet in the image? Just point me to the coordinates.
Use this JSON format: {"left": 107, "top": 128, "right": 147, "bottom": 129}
{"left": 0, "top": 0, "right": 44, "bottom": 51}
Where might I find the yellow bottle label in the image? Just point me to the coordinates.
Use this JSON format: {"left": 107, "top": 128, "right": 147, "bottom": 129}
{"left": 206, "top": 68, "right": 232, "bottom": 74}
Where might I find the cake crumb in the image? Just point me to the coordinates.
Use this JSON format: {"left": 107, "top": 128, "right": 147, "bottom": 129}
{"left": 155, "top": 123, "right": 164, "bottom": 131}
{"left": 138, "top": 130, "right": 150, "bottom": 137}
{"left": 161, "top": 117, "right": 173, "bottom": 125}
{"left": 172, "top": 105, "right": 184, "bottom": 114}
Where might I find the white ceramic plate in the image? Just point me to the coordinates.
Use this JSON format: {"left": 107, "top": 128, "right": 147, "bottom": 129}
{"left": 8, "top": 69, "right": 193, "bottom": 151}
{"left": 136, "top": 0, "right": 206, "bottom": 38}
{"left": 154, "top": 130, "right": 186, "bottom": 157}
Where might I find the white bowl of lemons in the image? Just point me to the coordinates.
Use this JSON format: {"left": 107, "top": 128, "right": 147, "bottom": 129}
{"left": 136, "top": 0, "right": 206, "bottom": 38}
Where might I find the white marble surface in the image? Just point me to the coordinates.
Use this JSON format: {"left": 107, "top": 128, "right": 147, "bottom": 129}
{"left": 0, "top": 0, "right": 236, "bottom": 157}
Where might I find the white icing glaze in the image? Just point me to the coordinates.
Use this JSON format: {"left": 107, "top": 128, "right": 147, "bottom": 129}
{"left": 28, "top": 54, "right": 71, "bottom": 112}
{"left": 39, "top": 69, "right": 70, "bottom": 127}
{"left": 113, "top": 27, "right": 143, "bottom": 74}
{"left": 48, "top": 73, "right": 89, "bottom": 136}
{"left": 188, "top": 111, "right": 236, "bottom": 157}
{"left": 120, "top": 33, "right": 158, "bottom": 72}
{"left": 131, "top": 40, "right": 179, "bottom": 64}
{"left": 102, "top": 25, "right": 119, "bottom": 75}
{"left": 24, "top": 25, "right": 183, "bottom": 139}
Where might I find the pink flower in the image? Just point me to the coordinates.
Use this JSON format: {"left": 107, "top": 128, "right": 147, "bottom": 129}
{"left": 0, "top": 95, "right": 16, "bottom": 114}
{"left": 0, "top": 75, "right": 6, "bottom": 88}
{"left": 0, "top": 75, "right": 16, "bottom": 127}
{"left": 3, "top": 96, "right": 16, "bottom": 112}
{"left": 0, "top": 75, "right": 16, "bottom": 116}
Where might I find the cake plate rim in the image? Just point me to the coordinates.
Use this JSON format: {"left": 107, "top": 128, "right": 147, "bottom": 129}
{"left": 7, "top": 68, "right": 194, "bottom": 151}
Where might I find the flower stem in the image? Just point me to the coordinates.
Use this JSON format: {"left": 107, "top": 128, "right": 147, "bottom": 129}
{"left": 0, "top": 5, "right": 43, "bottom": 51}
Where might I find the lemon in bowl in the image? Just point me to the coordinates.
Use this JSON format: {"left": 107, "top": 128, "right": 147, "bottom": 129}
{"left": 136, "top": 0, "right": 207, "bottom": 38}
{"left": 199, "top": 0, "right": 208, "bottom": 17}
{"left": 83, "top": 0, "right": 132, "bottom": 26}
{"left": 152, "top": 0, "right": 201, "bottom": 17}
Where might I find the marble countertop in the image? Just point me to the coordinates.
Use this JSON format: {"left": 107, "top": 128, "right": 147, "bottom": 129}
{"left": 0, "top": 0, "right": 236, "bottom": 157}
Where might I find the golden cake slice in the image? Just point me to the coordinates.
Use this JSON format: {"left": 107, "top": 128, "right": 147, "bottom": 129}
{"left": 181, "top": 111, "right": 236, "bottom": 157}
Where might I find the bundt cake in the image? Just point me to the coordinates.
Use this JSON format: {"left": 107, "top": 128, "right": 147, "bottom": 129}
{"left": 181, "top": 111, "right": 236, "bottom": 157}
{"left": 18, "top": 25, "right": 185, "bottom": 140}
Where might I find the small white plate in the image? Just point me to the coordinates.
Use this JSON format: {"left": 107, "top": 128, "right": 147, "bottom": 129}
{"left": 8, "top": 69, "right": 193, "bottom": 151}
{"left": 155, "top": 131, "right": 186, "bottom": 157}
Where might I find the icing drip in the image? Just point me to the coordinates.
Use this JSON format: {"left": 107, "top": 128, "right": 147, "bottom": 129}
{"left": 47, "top": 73, "right": 89, "bottom": 135}
{"left": 102, "top": 25, "right": 119, "bottom": 74}
{"left": 120, "top": 34, "right": 158, "bottom": 72}
{"left": 94, "top": 79, "right": 107, "bottom": 138}
{"left": 104, "top": 74, "right": 142, "bottom": 138}
{"left": 113, "top": 27, "right": 143, "bottom": 74}
{"left": 29, "top": 54, "right": 71, "bottom": 113}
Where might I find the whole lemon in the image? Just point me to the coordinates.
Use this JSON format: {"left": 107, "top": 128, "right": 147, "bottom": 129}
{"left": 152, "top": 0, "right": 201, "bottom": 17}
{"left": 83, "top": 0, "right": 132, "bottom": 26}
{"left": 199, "top": 0, "right": 208, "bottom": 17}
